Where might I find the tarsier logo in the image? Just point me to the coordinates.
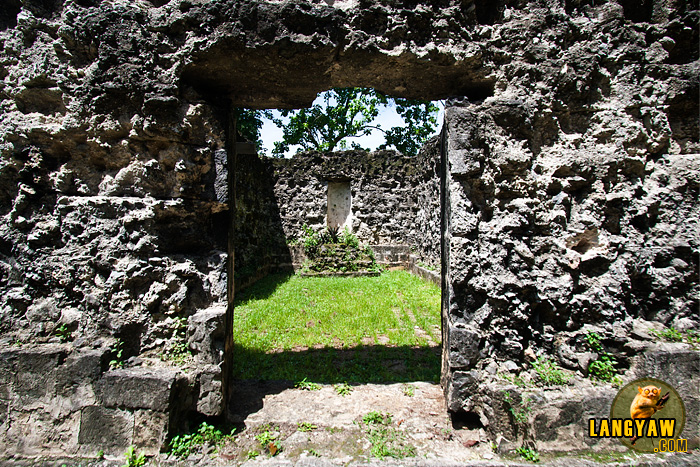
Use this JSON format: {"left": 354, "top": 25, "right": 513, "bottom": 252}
{"left": 588, "top": 378, "right": 687, "bottom": 452}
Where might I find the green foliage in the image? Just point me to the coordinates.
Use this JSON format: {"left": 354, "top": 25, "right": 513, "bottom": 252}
{"left": 255, "top": 426, "right": 282, "bottom": 456}
{"left": 308, "top": 449, "right": 321, "bottom": 457}
{"left": 503, "top": 391, "right": 531, "bottom": 425}
{"left": 121, "top": 446, "right": 146, "bottom": 467}
{"left": 271, "top": 88, "right": 438, "bottom": 156}
{"left": 247, "top": 450, "right": 259, "bottom": 460}
{"left": 297, "top": 421, "right": 318, "bottom": 432}
{"left": 97, "top": 449, "right": 104, "bottom": 459}
{"left": 500, "top": 373, "right": 528, "bottom": 387}
{"left": 361, "top": 411, "right": 416, "bottom": 459}
{"left": 232, "top": 108, "right": 273, "bottom": 150}
{"left": 334, "top": 382, "right": 352, "bottom": 396}
{"left": 54, "top": 324, "right": 72, "bottom": 342}
{"left": 363, "top": 411, "right": 392, "bottom": 425}
{"left": 160, "top": 317, "right": 192, "bottom": 365}
{"left": 168, "top": 422, "right": 235, "bottom": 459}
{"left": 110, "top": 338, "right": 124, "bottom": 369}
{"left": 652, "top": 327, "right": 699, "bottom": 348}
{"left": 340, "top": 227, "right": 360, "bottom": 248}
{"left": 532, "top": 356, "right": 571, "bottom": 386}
{"left": 296, "top": 377, "right": 322, "bottom": 391}
{"left": 516, "top": 446, "right": 540, "bottom": 463}
{"left": 585, "top": 332, "right": 622, "bottom": 385}
{"left": 584, "top": 331, "right": 603, "bottom": 351}
{"left": 402, "top": 384, "right": 416, "bottom": 397}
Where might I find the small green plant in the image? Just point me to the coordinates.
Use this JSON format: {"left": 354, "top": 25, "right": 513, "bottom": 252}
{"left": 652, "top": 327, "right": 699, "bottom": 348}
{"left": 296, "top": 377, "right": 322, "bottom": 391}
{"left": 308, "top": 449, "right": 321, "bottom": 457}
{"left": 168, "top": 422, "right": 235, "bottom": 459}
{"left": 516, "top": 446, "right": 540, "bottom": 463}
{"left": 160, "top": 317, "right": 192, "bottom": 365}
{"left": 361, "top": 411, "right": 415, "bottom": 459}
{"left": 97, "top": 449, "right": 105, "bottom": 460}
{"left": 247, "top": 450, "right": 259, "bottom": 459}
{"left": 121, "top": 446, "right": 146, "bottom": 467}
{"left": 585, "top": 332, "right": 622, "bottom": 385}
{"left": 401, "top": 384, "right": 416, "bottom": 397}
{"left": 532, "top": 356, "right": 571, "bottom": 386}
{"left": 255, "top": 427, "right": 282, "bottom": 456}
{"left": 417, "top": 261, "right": 438, "bottom": 272}
{"left": 503, "top": 391, "right": 531, "bottom": 425}
{"left": 297, "top": 421, "right": 317, "bottom": 432}
{"left": 334, "top": 382, "right": 352, "bottom": 396}
{"left": 110, "top": 338, "right": 124, "bottom": 369}
{"left": 654, "top": 327, "right": 684, "bottom": 342}
{"left": 363, "top": 411, "right": 391, "bottom": 425}
{"left": 55, "top": 323, "right": 72, "bottom": 342}
{"left": 500, "top": 373, "right": 528, "bottom": 387}
{"left": 340, "top": 227, "right": 360, "bottom": 248}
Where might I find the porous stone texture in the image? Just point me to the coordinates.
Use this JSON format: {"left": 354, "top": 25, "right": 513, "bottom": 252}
{"left": 0, "top": 0, "right": 697, "bottom": 459}
{"left": 440, "top": 3, "right": 699, "bottom": 442}
{"left": 270, "top": 148, "right": 440, "bottom": 251}
{"left": 232, "top": 146, "right": 442, "bottom": 286}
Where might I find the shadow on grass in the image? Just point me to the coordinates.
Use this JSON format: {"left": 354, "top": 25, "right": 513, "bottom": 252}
{"left": 227, "top": 344, "right": 441, "bottom": 424}
{"left": 234, "top": 271, "right": 295, "bottom": 302}
{"left": 232, "top": 344, "right": 440, "bottom": 384}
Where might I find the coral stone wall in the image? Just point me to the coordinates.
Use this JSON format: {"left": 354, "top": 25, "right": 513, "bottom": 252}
{"left": 0, "top": 0, "right": 697, "bottom": 458}
{"left": 270, "top": 148, "right": 441, "bottom": 253}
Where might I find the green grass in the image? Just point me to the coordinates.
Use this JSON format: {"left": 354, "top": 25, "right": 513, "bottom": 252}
{"left": 232, "top": 270, "right": 441, "bottom": 383}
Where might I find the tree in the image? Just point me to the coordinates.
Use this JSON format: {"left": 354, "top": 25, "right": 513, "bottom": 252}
{"left": 233, "top": 88, "right": 440, "bottom": 157}
{"left": 272, "top": 88, "right": 439, "bottom": 156}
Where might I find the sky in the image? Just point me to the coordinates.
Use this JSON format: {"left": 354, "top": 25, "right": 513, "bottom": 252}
{"left": 258, "top": 94, "right": 445, "bottom": 157}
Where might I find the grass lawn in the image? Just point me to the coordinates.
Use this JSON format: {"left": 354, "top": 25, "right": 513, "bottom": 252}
{"left": 232, "top": 270, "right": 441, "bottom": 383}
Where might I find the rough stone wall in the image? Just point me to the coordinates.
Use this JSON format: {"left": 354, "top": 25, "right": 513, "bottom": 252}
{"left": 0, "top": 0, "right": 697, "bottom": 458}
{"left": 233, "top": 152, "right": 289, "bottom": 289}
{"left": 440, "top": 0, "right": 699, "bottom": 447}
{"left": 413, "top": 136, "right": 443, "bottom": 267}
{"left": 268, "top": 149, "right": 440, "bottom": 262}
{"left": 0, "top": 0, "right": 233, "bottom": 455}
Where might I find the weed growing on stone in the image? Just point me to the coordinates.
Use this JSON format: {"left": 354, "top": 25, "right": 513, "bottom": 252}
{"left": 168, "top": 422, "right": 235, "bottom": 459}
{"left": 516, "top": 446, "right": 540, "bottom": 463}
{"left": 503, "top": 391, "right": 531, "bottom": 425}
{"left": 334, "top": 382, "right": 352, "bottom": 396}
{"left": 307, "top": 449, "right": 321, "bottom": 457}
{"left": 247, "top": 450, "right": 259, "bottom": 459}
{"left": 160, "top": 317, "right": 192, "bottom": 365}
{"left": 585, "top": 332, "right": 622, "bottom": 386}
{"left": 121, "top": 446, "right": 146, "bottom": 467}
{"left": 255, "top": 426, "right": 282, "bottom": 456}
{"left": 499, "top": 373, "right": 528, "bottom": 387}
{"left": 361, "top": 411, "right": 416, "bottom": 459}
{"left": 532, "top": 356, "right": 571, "bottom": 386}
{"left": 109, "top": 338, "right": 124, "bottom": 369}
{"left": 296, "top": 377, "right": 322, "bottom": 391}
{"left": 54, "top": 323, "right": 72, "bottom": 342}
{"left": 401, "top": 383, "right": 416, "bottom": 397}
{"left": 652, "top": 327, "right": 699, "bottom": 348}
{"left": 297, "top": 422, "right": 317, "bottom": 432}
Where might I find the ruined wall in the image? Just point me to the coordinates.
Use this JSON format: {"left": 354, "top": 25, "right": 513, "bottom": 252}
{"left": 233, "top": 152, "right": 289, "bottom": 289}
{"left": 270, "top": 149, "right": 439, "bottom": 252}
{"left": 440, "top": 0, "right": 699, "bottom": 449}
{"left": 0, "top": 0, "right": 697, "bottom": 458}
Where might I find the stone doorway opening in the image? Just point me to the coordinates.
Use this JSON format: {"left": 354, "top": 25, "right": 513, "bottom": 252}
{"left": 224, "top": 101, "right": 448, "bottom": 430}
